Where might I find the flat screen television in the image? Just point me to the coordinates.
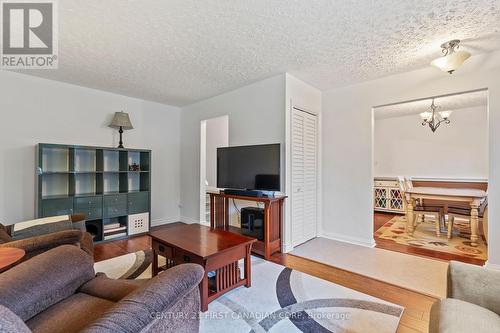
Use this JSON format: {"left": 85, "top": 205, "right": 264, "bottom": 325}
{"left": 217, "top": 143, "right": 280, "bottom": 191}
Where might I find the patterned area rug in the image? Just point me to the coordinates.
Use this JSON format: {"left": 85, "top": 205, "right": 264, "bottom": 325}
{"left": 376, "top": 216, "right": 487, "bottom": 260}
{"left": 95, "top": 251, "right": 403, "bottom": 333}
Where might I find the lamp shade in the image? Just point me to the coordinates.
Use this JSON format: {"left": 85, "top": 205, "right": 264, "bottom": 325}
{"left": 419, "top": 111, "right": 432, "bottom": 121}
{"left": 109, "top": 111, "right": 133, "bottom": 130}
{"left": 439, "top": 110, "right": 452, "bottom": 119}
{"left": 431, "top": 50, "right": 470, "bottom": 73}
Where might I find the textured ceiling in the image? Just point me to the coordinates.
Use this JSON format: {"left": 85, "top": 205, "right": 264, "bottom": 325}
{"left": 16, "top": 0, "right": 500, "bottom": 106}
{"left": 374, "top": 90, "right": 488, "bottom": 119}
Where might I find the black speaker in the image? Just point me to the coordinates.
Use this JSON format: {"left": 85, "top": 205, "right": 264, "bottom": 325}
{"left": 240, "top": 207, "right": 264, "bottom": 240}
{"left": 85, "top": 220, "right": 103, "bottom": 242}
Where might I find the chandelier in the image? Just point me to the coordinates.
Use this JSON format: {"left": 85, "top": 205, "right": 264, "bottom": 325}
{"left": 431, "top": 39, "right": 470, "bottom": 74}
{"left": 420, "top": 99, "right": 452, "bottom": 133}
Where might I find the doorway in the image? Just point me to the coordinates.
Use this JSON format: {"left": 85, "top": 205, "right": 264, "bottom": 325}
{"left": 372, "top": 90, "right": 489, "bottom": 265}
{"left": 200, "top": 116, "right": 229, "bottom": 225}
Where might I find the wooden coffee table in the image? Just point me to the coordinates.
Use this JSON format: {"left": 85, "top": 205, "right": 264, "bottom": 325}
{"left": 149, "top": 224, "right": 256, "bottom": 311}
{"left": 0, "top": 247, "right": 25, "bottom": 273}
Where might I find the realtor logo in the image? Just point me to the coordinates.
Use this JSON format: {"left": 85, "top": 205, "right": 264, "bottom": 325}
{"left": 1, "top": 0, "right": 58, "bottom": 68}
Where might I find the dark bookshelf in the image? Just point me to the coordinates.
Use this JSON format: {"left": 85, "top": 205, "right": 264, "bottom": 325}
{"left": 36, "top": 143, "right": 151, "bottom": 243}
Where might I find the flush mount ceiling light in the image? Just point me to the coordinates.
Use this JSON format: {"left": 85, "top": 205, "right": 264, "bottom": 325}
{"left": 420, "top": 98, "right": 452, "bottom": 133}
{"left": 431, "top": 39, "right": 470, "bottom": 74}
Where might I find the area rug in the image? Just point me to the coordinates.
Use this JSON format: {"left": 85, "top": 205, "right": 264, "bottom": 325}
{"left": 95, "top": 251, "right": 403, "bottom": 333}
{"left": 376, "top": 216, "right": 487, "bottom": 260}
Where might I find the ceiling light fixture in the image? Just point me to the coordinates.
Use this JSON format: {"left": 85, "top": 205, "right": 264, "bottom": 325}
{"left": 420, "top": 99, "right": 452, "bottom": 133}
{"left": 431, "top": 39, "right": 470, "bottom": 74}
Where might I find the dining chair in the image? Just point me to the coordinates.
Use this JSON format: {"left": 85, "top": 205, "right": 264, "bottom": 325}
{"left": 447, "top": 198, "right": 488, "bottom": 244}
{"left": 398, "top": 176, "right": 444, "bottom": 236}
{"left": 405, "top": 177, "right": 449, "bottom": 233}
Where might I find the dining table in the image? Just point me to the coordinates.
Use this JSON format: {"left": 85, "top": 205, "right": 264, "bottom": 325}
{"left": 404, "top": 187, "right": 487, "bottom": 247}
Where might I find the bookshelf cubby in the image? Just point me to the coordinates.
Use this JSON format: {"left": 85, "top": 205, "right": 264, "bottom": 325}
{"left": 36, "top": 143, "right": 151, "bottom": 243}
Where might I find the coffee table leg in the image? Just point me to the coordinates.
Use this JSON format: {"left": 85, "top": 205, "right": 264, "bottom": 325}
{"left": 152, "top": 250, "right": 159, "bottom": 277}
{"left": 244, "top": 245, "right": 251, "bottom": 288}
{"left": 200, "top": 273, "right": 209, "bottom": 312}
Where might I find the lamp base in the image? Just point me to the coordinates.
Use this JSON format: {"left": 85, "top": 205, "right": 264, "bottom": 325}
{"left": 118, "top": 126, "right": 124, "bottom": 149}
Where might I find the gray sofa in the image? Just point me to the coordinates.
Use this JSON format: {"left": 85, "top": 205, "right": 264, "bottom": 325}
{"left": 0, "top": 245, "right": 203, "bottom": 333}
{"left": 430, "top": 261, "right": 500, "bottom": 333}
{"left": 0, "top": 214, "right": 94, "bottom": 261}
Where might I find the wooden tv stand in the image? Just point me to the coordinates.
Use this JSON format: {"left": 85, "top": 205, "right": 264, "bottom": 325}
{"left": 208, "top": 192, "right": 286, "bottom": 260}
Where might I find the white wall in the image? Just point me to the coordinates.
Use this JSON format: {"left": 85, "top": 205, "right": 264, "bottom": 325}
{"left": 205, "top": 116, "right": 229, "bottom": 187}
{"left": 180, "top": 74, "right": 286, "bottom": 222}
{"left": 0, "top": 71, "right": 181, "bottom": 226}
{"left": 374, "top": 106, "right": 488, "bottom": 179}
{"left": 322, "top": 50, "right": 500, "bottom": 266}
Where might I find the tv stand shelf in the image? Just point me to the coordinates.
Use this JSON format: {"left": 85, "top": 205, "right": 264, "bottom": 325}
{"left": 208, "top": 191, "right": 286, "bottom": 259}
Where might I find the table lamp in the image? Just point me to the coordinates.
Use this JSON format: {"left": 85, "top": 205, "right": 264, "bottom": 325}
{"left": 109, "top": 111, "right": 133, "bottom": 148}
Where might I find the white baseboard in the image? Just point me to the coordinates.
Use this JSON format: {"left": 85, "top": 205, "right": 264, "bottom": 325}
{"left": 319, "top": 231, "right": 376, "bottom": 248}
{"left": 283, "top": 243, "right": 294, "bottom": 253}
{"left": 151, "top": 216, "right": 181, "bottom": 227}
{"left": 485, "top": 261, "right": 500, "bottom": 270}
{"left": 180, "top": 216, "right": 200, "bottom": 224}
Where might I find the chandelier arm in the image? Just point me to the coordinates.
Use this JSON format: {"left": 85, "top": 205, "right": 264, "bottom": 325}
{"left": 422, "top": 98, "right": 451, "bottom": 132}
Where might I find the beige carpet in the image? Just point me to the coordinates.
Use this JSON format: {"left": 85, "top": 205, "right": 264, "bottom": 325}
{"left": 290, "top": 237, "right": 448, "bottom": 298}
{"left": 376, "top": 217, "right": 487, "bottom": 261}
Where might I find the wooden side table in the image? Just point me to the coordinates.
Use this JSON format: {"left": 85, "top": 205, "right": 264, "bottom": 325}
{"left": 0, "top": 248, "right": 25, "bottom": 273}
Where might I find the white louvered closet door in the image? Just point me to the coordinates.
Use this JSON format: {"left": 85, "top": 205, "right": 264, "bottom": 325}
{"left": 291, "top": 107, "right": 317, "bottom": 247}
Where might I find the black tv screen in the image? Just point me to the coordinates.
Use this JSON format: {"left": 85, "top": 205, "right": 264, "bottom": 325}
{"left": 217, "top": 144, "right": 280, "bottom": 191}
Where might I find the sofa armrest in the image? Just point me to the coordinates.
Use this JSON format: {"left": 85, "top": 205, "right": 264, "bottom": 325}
{"left": 79, "top": 231, "right": 94, "bottom": 256}
{"left": 0, "top": 224, "right": 12, "bottom": 243}
{"left": 448, "top": 261, "right": 500, "bottom": 315}
{"left": 0, "top": 245, "right": 95, "bottom": 321}
{"left": 0, "top": 305, "right": 31, "bottom": 333}
{"left": 83, "top": 264, "right": 204, "bottom": 333}
{"left": 428, "top": 300, "right": 440, "bottom": 333}
{"left": 0, "top": 229, "right": 90, "bottom": 260}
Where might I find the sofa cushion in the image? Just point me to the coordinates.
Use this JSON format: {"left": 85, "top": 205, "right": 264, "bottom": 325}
{"left": 439, "top": 298, "right": 500, "bottom": 333}
{"left": 26, "top": 293, "right": 115, "bottom": 333}
{"left": 0, "top": 304, "right": 31, "bottom": 333}
{"left": 0, "top": 245, "right": 95, "bottom": 321}
{"left": 11, "top": 215, "right": 72, "bottom": 240}
{"left": 78, "top": 273, "right": 146, "bottom": 302}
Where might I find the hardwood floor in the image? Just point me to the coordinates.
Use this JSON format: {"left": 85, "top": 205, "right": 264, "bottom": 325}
{"left": 94, "top": 235, "right": 152, "bottom": 262}
{"left": 374, "top": 212, "right": 486, "bottom": 266}
{"left": 281, "top": 254, "right": 436, "bottom": 333}
{"left": 94, "top": 222, "right": 181, "bottom": 262}
{"left": 94, "top": 223, "right": 437, "bottom": 333}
